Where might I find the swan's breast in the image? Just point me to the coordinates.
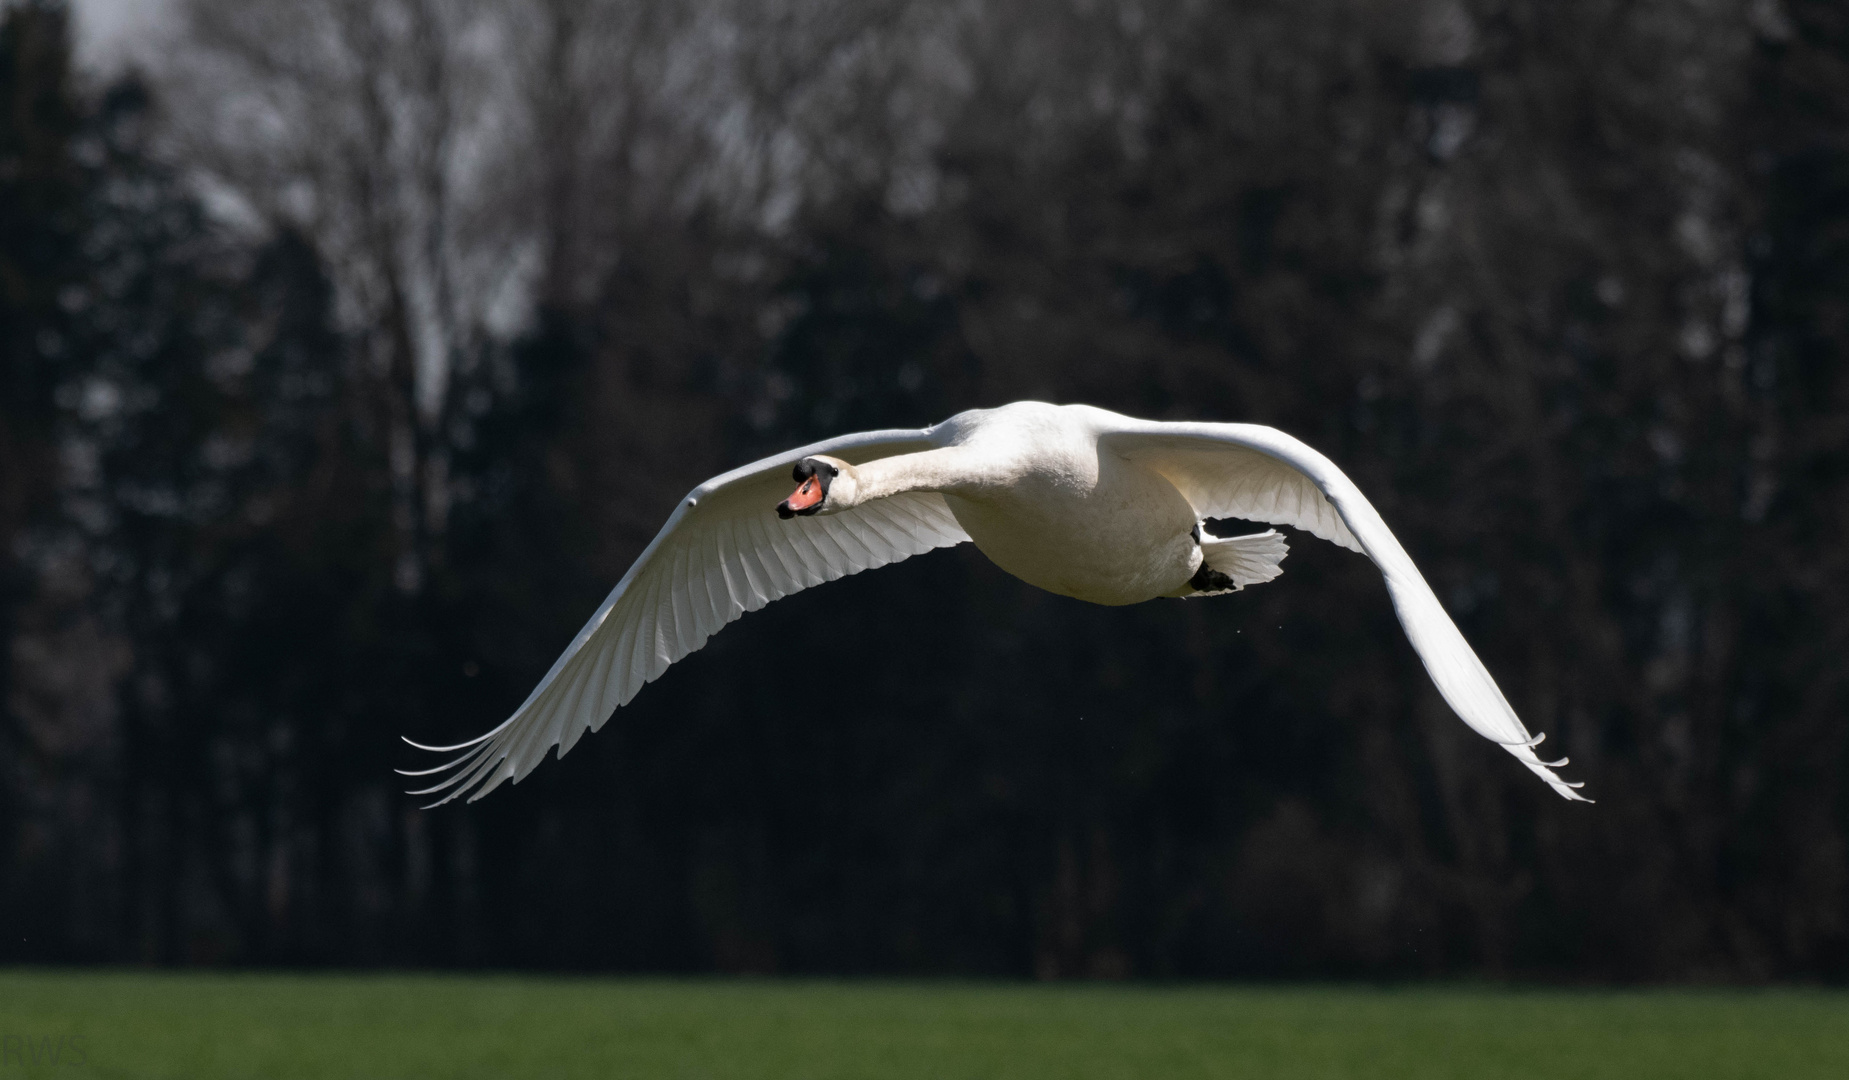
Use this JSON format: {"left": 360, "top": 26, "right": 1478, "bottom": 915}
{"left": 941, "top": 424, "right": 1200, "bottom": 606}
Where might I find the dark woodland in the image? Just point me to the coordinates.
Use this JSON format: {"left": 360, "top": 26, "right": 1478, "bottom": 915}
{"left": 2, "top": 0, "right": 1847, "bottom": 980}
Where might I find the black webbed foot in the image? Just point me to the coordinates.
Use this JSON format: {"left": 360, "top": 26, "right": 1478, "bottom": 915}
{"left": 1189, "top": 563, "right": 1239, "bottom": 593}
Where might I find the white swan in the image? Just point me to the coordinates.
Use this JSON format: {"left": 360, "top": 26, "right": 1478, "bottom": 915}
{"left": 404, "top": 401, "right": 1588, "bottom": 804}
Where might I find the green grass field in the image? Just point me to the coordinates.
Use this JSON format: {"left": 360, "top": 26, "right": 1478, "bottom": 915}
{"left": 2, "top": 971, "right": 1846, "bottom": 1079}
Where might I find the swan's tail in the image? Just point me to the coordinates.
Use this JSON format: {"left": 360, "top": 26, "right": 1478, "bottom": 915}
{"left": 1189, "top": 527, "right": 1289, "bottom": 595}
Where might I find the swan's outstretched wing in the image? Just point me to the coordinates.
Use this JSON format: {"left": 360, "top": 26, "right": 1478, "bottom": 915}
{"left": 403, "top": 428, "right": 969, "bottom": 804}
{"left": 1098, "top": 418, "right": 1589, "bottom": 802}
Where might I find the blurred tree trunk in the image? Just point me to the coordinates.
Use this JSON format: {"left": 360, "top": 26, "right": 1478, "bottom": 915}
{"left": 0, "top": 0, "right": 94, "bottom": 962}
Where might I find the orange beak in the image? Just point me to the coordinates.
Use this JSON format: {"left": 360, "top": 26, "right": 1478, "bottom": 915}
{"left": 777, "top": 475, "right": 825, "bottom": 518}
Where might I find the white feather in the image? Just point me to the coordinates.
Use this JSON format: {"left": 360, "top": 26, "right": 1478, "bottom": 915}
{"left": 403, "top": 428, "right": 969, "bottom": 804}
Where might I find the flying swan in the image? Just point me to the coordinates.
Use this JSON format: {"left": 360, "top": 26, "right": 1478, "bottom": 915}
{"left": 403, "top": 401, "right": 1588, "bottom": 804}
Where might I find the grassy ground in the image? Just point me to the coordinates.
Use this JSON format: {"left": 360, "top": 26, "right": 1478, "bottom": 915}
{"left": 1, "top": 971, "right": 1845, "bottom": 1079}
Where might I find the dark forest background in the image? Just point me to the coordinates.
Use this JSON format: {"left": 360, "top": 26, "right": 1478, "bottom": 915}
{"left": 2, "top": 0, "right": 1847, "bottom": 980}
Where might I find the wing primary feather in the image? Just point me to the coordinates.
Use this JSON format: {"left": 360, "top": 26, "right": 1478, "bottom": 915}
{"left": 409, "top": 738, "right": 503, "bottom": 801}
{"left": 659, "top": 551, "right": 694, "bottom": 676}
{"left": 405, "top": 762, "right": 479, "bottom": 798}
{"left": 636, "top": 561, "right": 672, "bottom": 683}
{"left": 465, "top": 760, "right": 518, "bottom": 803}
{"left": 680, "top": 542, "right": 718, "bottom": 658}
{"left": 574, "top": 613, "right": 630, "bottom": 742}
{"left": 394, "top": 748, "right": 481, "bottom": 778}
{"left": 576, "top": 623, "right": 624, "bottom": 744}
{"left": 739, "top": 518, "right": 780, "bottom": 608}
{"left": 601, "top": 594, "right": 643, "bottom": 715}
{"left": 684, "top": 537, "right": 722, "bottom": 652}
{"left": 402, "top": 729, "right": 500, "bottom": 754}
{"left": 634, "top": 548, "right": 673, "bottom": 679}
{"left": 522, "top": 649, "right": 597, "bottom": 773}
{"left": 450, "top": 744, "right": 511, "bottom": 801}
{"left": 688, "top": 532, "right": 727, "bottom": 639}
{"left": 736, "top": 515, "right": 778, "bottom": 587}
{"left": 505, "top": 682, "right": 569, "bottom": 782}
{"left": 407, "top": 748, "right": 492, "bottom": 799}
{"left": 625, "top": 569, "right": 668, "bottom": 701}
{"left": 713, "top": 519, "right": 757, "bottom": 612}
{"left": 663, "top": 543, "right": 696, "bottom": 671}
{"left": 534, "top": 656, "right": 595, "bottom": 767}
{"left": 704, "top": 526, "right": 741, "bottom": 626}
{"left": 679, "top": 540, "right": 716, "bottom": 645}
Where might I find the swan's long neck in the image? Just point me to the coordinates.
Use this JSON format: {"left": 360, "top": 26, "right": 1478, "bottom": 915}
{"left": 850, "top": 447, "right": 989, "bottom": 503}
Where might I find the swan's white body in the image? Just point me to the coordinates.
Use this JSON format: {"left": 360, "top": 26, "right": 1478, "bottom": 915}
{"left": 405, "top": 402, "right": 1588, "bottom": 804}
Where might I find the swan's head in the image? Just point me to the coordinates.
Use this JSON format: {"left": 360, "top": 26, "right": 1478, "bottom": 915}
{"left": 776, "top": 455, "right": 858, "bottom": 518}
